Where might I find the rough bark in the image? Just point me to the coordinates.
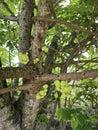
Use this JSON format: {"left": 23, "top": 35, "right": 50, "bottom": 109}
{"left": 0, "top": 67, "right": 98, "bottom": 81}
{"left": 0, "top": 65, "right": 36, "bottom": 80}
{"left": 40, "top": 69, "right": 98, "bottom": 81}
{"left": 29, "top": 0, "right": 55, "bottom": 129}
{"left": 31, "top": 0, "right": 54, "bottom": 62}
{"left": 20, "top": 91, "right": 40, "bottom": 130}
{"left": 19, "top": 0, "right": 35, "bottom": 53}
{"left": 17, "top": 0, "right": 40, "bottom": 129}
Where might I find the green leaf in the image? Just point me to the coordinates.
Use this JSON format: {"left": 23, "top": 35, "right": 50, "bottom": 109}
{"left": 56, "top": 108, "right": 72, "bottom": 121}
{"left": 39, "top": 114, "right": 48, "bottom": 123}
{"left": 56, "top": 108, "right": 64, "bottom": 120}
{"left": 71, "top": 117, "right": 79, "bottom": 130}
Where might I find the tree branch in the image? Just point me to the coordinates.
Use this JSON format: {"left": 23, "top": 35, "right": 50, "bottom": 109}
{"left": 0, "top": 65, "right": 37, "bottom": 80}
{"left": 88, "top": 0, "right": 98, "bottom": 29}
{"left": 39, "top": 69, "right": 98, "bottom": 81}
{"left": 65, "top": 35, "right": 93, "bottom": 68}
{"left": 0, "top": 83, "right": 33, "bottom": 94}
{"left": 32, "top": 16, "right": 98, "bottom": 36}
{"left": 0, "top": 14, "right": 18, "bottom": 22}
{"left": 72, "top": 59, "right": 98, "bottom": 64}
{"left": 0, "top": 66, "right": 98, "bottom": 81}
{"left": 31, "top": 0, "right": 52, "bottom": 60}
{"left": 0, "top": 68, "right": 98, "bottom": 94}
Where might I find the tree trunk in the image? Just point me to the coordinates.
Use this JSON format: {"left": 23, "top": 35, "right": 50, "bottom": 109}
{"left": 0, "top": 0, "right": 55, "bottom": 129}
{"left": 0, "top": 81, "right": 21, "bottom": 130}
{"left": 20, "top": 91, "right": 39, "bottom": 130}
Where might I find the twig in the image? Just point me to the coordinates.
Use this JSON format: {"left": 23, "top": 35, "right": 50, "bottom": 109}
{"left": 72, "top": 59, "right": 98, "bottom": 64}
{"left": 0, "top": 83, "right": 32, "bottom": 94}
{"left": 32, "top": 16, "right": 98, "bottom": 36}
{"left": 88, "top": 0, "right": 98, "bottom": 29}
{"left": 2, "top": 1, "right": 15, "bottom": 16}
{"left": 65, "top": 35, "right": 93, "bottom": 68}
{"left": 0, "top": 14, "right": 18, "bottom": 22}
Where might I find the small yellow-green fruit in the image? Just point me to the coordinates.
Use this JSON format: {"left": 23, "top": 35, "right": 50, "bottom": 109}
{"left": 54, "top": 80, "right": 61, "bottom": 90}
{"left": 18, "top": 52, "right": 29, "bottom": 64}
{"left": 39, "top": 90, "right": 46, "bottom": 96}
{"left": 33, "top": 58, "right": 39, "bottom": 64}
{"left": 54, "top": 92, "right": 58, "bottom": 98}
{"left": 42, "top": 46, "right": 49, "bottom": 53}
{"left": 61, "top": 80, "right": 67, "bottom": 87}
{"left": 36, "top": 93, "right": 41, "bottom": 100}
{"left": 43, "top": 84, "right": 48, "bottom": 89}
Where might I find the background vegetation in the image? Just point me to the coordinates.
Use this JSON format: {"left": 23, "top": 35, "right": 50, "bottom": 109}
{"left": 0, "top": 0, "right": 98, "bottom": 130}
